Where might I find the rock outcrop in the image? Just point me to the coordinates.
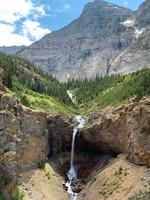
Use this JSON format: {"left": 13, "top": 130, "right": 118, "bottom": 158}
{"left": 78, "top": 154, "right": 150, "bottom": 200}
{"left": 0, "top": 94, "right": 47, "bottom": 196}
{"left": 110, "top": 0, "right": 150, "bottom": 74}
{"left": 0, "top": 88, "right": 72, "bottom": 197}
{"left": 0, "top": 79, "right": 150, "bottom": 199}
{"left": 81, "top": 97, "right": 150, "bottom": 167}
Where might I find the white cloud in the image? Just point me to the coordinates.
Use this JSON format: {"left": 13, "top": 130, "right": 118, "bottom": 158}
{"left": 23, "top": 20, "right": 51, "bottom": 41}
{"left": 0, "top": 0, "right": 49, "bottom": 23}
{"left": 35, "top": 6, "right": 47, "bottom": 16}
{"left": 33, "top": 5, "right": 49, "bottom": 19}
{"left": 0, "top": 0, "right": 51, "bottom": 46}
{"left": 0, "top": 23, "right": 32, "bottom": 46}
{"left": 0, "top": 0, "right": 33, "bottom": 23}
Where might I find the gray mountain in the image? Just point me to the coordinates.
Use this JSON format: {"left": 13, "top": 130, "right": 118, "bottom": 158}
{"left": 18, "top": 0, "right": 150, "bottom": 81}
{"left": 0, "top": 46, "right": 26, "bottom": 55}
{"left": 18, "top": 0, "right": 133, "bottom": 81}
{"left": 110, "top": 0, "right": 150, "bottom": 74}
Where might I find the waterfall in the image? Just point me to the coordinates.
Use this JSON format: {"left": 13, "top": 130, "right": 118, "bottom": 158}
{"left": 66, "top": 116, "right": 85, "bottom": 200}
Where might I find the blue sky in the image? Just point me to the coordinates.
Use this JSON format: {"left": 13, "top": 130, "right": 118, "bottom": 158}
{"left": 0, "top": 0, "right": 144, "bottom": 46}
{"left": 41, "top": 0, "right": 144, "bottom": 30}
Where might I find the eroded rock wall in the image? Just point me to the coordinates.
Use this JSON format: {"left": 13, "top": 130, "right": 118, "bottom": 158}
{"left": 0, "top": 88, "right": 73, "bottom": 196}
{"left": 47, "top": 115, "right": 73, "bottom": 156}
{"left": 82, "top": 97, "right": 150, "bottom": 167}
{"left": 0, "top": 94, "right": 48, "bottom": 196}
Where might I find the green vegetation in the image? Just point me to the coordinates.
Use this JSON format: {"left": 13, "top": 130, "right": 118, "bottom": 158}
{"left": 0, "top": 52, "right": 77, "bottom": 116}
{"left": 129, "top": 190, "right": 150, "bottom": 200}
{"left": 0, "top": 52, "right": 71, "bottom": 105}
{"left": 38, "top": 160, "right": 46, "bottom": 170}
{"left": 5, "top": 84, "right": 77, "bottom": 116}
{"left": 3, "top": 148, "right": 10, "bottom": 153}
{"left": 64, "top": 68, "right": 150, "bottom": 113}
{"left": 0, "top": 186, "right": 24, "bottom": 200}
{"left": 115, "top": 166, "right": 123, "bottom": 176}
{"left": 12, "top": 187, "right": 24, "bottom": 200}
{"left": 0, "top": 193, "right": 7, "bottom": 200}
{"left": 0, "top": 52, "right": 150, "bottom": 116}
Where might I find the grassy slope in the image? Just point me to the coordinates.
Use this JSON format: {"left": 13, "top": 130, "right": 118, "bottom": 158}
{"left": 12, "top": 81, "right": 78, "bottom": 116}
{"left": 0, "top": 52, "right": 77, "bottom": 116}
{"left": 87, "top": 70, "right": 150, "bottom": 111}
{"left": 0, "top": 193, "right": 6, "bottom": 200}
{"left": 0, "top": 52, "right": 149, "bottom": 116}
{"left": 65, "top": 68, "right": 150, "bottom": 114}
{"left": 5, "top": 84, "right": 77, "bottom": 116}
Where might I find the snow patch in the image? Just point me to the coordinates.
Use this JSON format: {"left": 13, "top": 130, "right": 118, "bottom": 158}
{"left": 108, "top": 3, "right": 120, "bottom": 9}
{"left": 121, "top": 19, "right": 135, "bottom": 27}
{"left": 121, "top": 17, "right": 145, "bottom": 39}
{"left": 134, "top": 28, "right": 145, "bottom": 39}
{"left": 114, "top": 6, "right": 119, "bottom": 9}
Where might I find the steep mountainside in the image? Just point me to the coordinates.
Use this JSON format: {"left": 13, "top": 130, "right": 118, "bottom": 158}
{"left": 0, "top": 53, "right": 77, "bottom": 115}
{"left": 64, "top": 68, "right": 150, "bottom": 114}
{"left": 110, "top": 0, "right": 150, "bottom": 74}
{"left": 18, "top": 0, "right": 133, "bottom": 81}
{"left": 0, "top": 52, "right": 150, "bottom": 199}
{"left": 0, "top": 46, "right": 25, "bottom": 55}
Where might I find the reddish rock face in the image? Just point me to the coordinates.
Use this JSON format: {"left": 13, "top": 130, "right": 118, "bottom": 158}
{"left": 81, "top": 97, "right": 150, "bottom": 167}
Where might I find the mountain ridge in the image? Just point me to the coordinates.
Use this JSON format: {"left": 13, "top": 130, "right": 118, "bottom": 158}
{"left": 110, "top": 0, "right": 150, "bottom": 74}
{"left": 2, "top": 0, "right": 150, "bottom": 82}
{"left": 0, "top": 45, "right": 26, "bottom": 55}
{"left": 18, "top": 0, "right": 133, "bottom": 81}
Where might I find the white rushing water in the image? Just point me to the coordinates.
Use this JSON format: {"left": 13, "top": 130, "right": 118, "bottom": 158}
{"left": 66, "top": 115, "right": 85, "bottom": 200}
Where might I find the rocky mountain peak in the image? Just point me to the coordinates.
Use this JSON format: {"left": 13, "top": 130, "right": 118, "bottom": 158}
{"left": 134, "top": 0, "right": 150, "bottom": 27}
{"left": 18, "top": 0, "right": 149, "bottom": 82}
{"left": 82, "top": 0, "right": 132, "bottom": 17}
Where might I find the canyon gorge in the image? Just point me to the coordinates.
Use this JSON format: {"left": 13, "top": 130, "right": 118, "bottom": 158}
{"left": 0, "top": 0, "right": 150, "bottom": 199}
{"left": 0, "top": 78, "right": 150, "bottom": 200}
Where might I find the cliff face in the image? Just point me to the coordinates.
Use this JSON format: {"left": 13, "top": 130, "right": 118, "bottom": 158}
{"left": 0, "top": 94, "right": 47, "bottom": 195}
{"left": 0, "top": 46, "right": 26, "bottom": 55}
{"left": 0, "top": 84, "right": 72, "bottom": 196}
{"left": 82, "top": 97, "right": 150, "bottom": 167}
{"left": 18, "top": 0, "right": 133, "bottom": 81}
{"left": 110, "top": 0, "right": 150, "bottom": 74}
{"left": 0, "top": 78, "right": 150, "bottom": 199}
